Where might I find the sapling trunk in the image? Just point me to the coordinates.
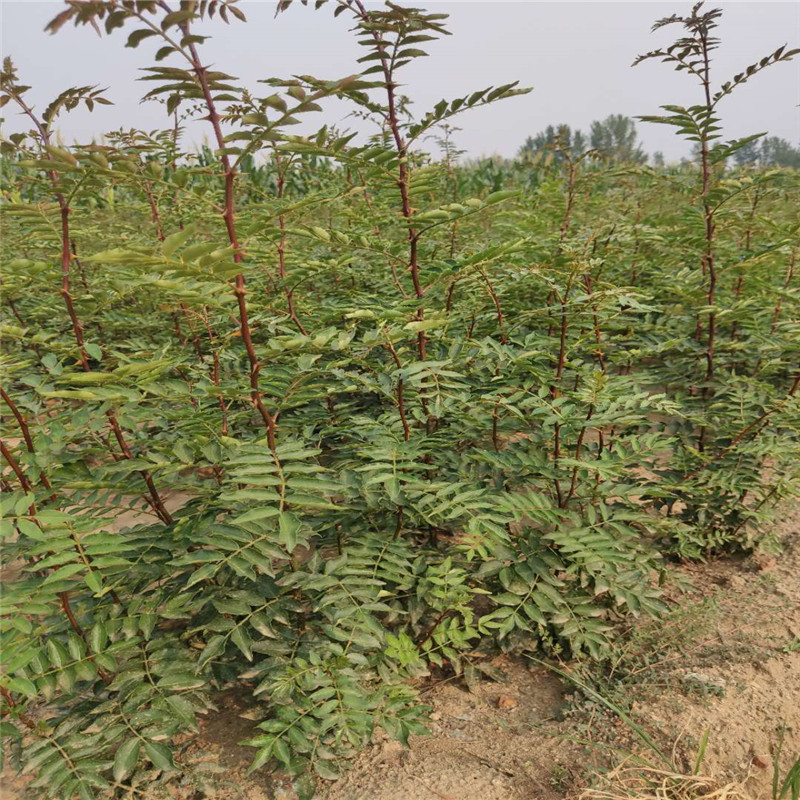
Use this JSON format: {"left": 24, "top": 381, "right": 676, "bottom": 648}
{"left": 275, "top": 153, "right": 308, "bottom": 335}
{"left": 179, "top": 26, "right": 278, "bottom": 452}
{"left": 351, "top": 0, "right": 427, "bottom": 363}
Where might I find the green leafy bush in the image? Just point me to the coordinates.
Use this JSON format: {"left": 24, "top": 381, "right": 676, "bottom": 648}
{"left": 0, "top": 2, "right": 797, "bottom": 796}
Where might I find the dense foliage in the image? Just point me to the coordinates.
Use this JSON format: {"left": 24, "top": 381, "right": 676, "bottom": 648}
{"left": 1, "top": 2, "right": 798, "bottom": 797}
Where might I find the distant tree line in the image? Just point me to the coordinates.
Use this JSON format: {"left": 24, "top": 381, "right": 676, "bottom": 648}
{"left": 733, "top": 135, "right": 800, "bottom": 168}
{"left": 519, "top": 114, "right": 646, "bottom": 164}
{"left": 519, "top": 115, "right": 800, "bottom": 168}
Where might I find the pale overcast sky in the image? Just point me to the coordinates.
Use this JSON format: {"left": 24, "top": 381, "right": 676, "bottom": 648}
{"left": 1, "top": 1, "right": 798, "bottom": 161}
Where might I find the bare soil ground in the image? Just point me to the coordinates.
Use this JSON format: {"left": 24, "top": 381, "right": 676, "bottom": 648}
{"left": 2, "top": 506, "right": 799, "bottom": 799}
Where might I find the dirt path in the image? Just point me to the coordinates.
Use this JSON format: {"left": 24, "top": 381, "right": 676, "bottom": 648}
{"left": 605, "top": 508, "right": 800, "bottom": 799}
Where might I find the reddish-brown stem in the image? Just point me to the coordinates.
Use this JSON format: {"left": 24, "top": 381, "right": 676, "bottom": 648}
{"left": 172, "top": 310, "right": 187, "bottom": 346}
{"left": 69, "top": 240, "right": 105, "bottom": 340}
{"left": 1, "top": 388, "right": 35, "bottom": 455}
{"left": 564, "top": 404, "right": 595, "bottom": 507}
{"left": 446, "top": 152, "right": 459, "bottom": 260}
{"left": 491, "top": 399, "right": 501, "bottom": 453}
{"left": 2, "top": 433, "right": 124, "bottom": 606}
{"left": 445, "top": 277, "right": 458, "bottom": 313}
{"left": 274, "top": 155, "right": 307, "bottom": 335}
{"left": 8, "top": 94, "right": 89, "bottom": 368}
{"left": 70, "top": 239, "right": 90, "bottom": 292}
{"left": 357, "top": 166, "right": 409, "bottom": 298}
{"left": 60, "top": 206, "right": 90, "bottom": 370}
{"left": 59, "top": 591, "right": 86, "bottom": 642}
{"left": 697, "top": 30, "right": 717, "bottom": 452}
{"left": 550, "top": 277, "right": 574, "bottom": 507}
{"left": 0, "top": 686, "right": 38, "bottom": 729}
{"left": 552, "top": 427, "right": 564, "bottom": 506}
{"left": 144, "top": 181, "right": 165, "bottom": 241}
{"left": 1, "top": 439, "right": 34, "bottom": 499}
{"left": 476, "top": 265, "right": 508, "bottom": 451}
{"left": 1, "top": 388, "right": 54, "bottom": 497}
{"left": 179, "top": 303, "right": 206, "bottom": 362}
{"left": 0, "top": 444, "right": 91, "bottom": 639}
{"left": 393, "top": 506, "right": 405, "bottom": 540}
{"left": 582, "top": 272, "right": 606, "bottom": 373}
{"left": 477, "top": 266, "right": 507, "bottom": 345}
{"left": 686, "top": 369, "right": 800, "bottom": 480}
{"left": 416, "top": 608, "right": 456, "bottom": 648}
{"left": 4, "top": 299, "right": 44, "bottom": 361}
{"left": 553, "top": 291, "right": 571, "bottom": 390}
{"left": 351, "top": 0, "right": 426, "bottom": 361}
{"left": 179, "top": 30, "right": 278, "bottom": 452}
{"left": 198, "top": 307, "right": 230, "bottom": 437}
{"left": 559, "top": 161, "right": 578, "bottom": 240}
{"left": 104, "top": 411, "right": 174, "bottom": 525}
{"left": 730, "top": 186, "right": 761, "bottom": 342}
{"left": 467, "top": 312, "right": 477, "bottom": 340}
{"left": 770, "top": 249, "right": 796, "bottom": 335}
{"left": 547, "top": 155, "right": 577, "bottom": 337}
{"left": 7, "top": 297, "right": 27, "bottom": 328}
{"left": 384, "top": 337, "right": 411, "bottom": 442}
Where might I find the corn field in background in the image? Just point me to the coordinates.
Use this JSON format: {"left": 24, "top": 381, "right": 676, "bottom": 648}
{"left": 0, "top": 2, "right": 798, "bottom": 797}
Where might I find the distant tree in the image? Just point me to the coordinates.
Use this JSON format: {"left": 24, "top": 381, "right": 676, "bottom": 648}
{"left": 518, "top": 123, "right": 587, "bottom": 162}
{"left": 572, "top": 128, "right": 587, "bottom": 154}
{"left": 589, "top": 114, "right": 647, "bottom": 164}
{"left": 733, "top": 135, "right": 800, "bottom": 168}
{"left": 652, "top": 151, "right": 665, "bottom": 167}
{"left": 519, "top": 115, "right": 650, "bottom": 165}
{"left": 760, "top": 136, "right": 800, "bottom": 167}
{"left": 732, "top": 139, "right": 760, "bottom": 166}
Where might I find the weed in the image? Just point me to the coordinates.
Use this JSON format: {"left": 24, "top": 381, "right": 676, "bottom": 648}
{"left": 774, "top": 730, "right": 800, "bottom": 800}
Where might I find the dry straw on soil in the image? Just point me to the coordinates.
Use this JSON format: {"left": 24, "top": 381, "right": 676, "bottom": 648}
{"left": 578, "top": 762, "right": 750, "bottom": 800}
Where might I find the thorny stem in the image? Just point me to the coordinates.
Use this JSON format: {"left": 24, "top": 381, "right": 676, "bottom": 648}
{"left": 200, "top": 308, "right": 230, "bottom": 438}
{"left": 581, "top": 254, "right": 607, "bottom": 374}
{"left": 383, "top": 336, "right": 411, "bottom": 442}
{"left": 477, "top": 266, "right": 507, "bottom": 345}
{"left": 180, "top": 303, "right": 206, "bottom": 362}
{"left": 546, "top": 153, "right": 578, "bottom": 338}
{"left": 0, "top": 687, "right": 38, "bottom": 730}
{"left": 697, "top": 28, "right": 717, "bottom": 453}
{"left": 477, "top": 266, "right": 507, "bottom": 451}
{"left": 1, "top": 387, "right": 55, "bottom": 498}
{"left": 564, "top": 403, "right": 595, "bottom": 507}
{"left": 275, "top": 153, "right": 307, "bottom": 334}
{"left": 416, "top": 608, "right": 456, "bottom": 648}
{"left": 550, "top": 272, "right": 576, "bottom": 507}
{"left": 356, "top": 166, "right": 409, "bottom": 298}
{"left": 730, "top": 184, "right": 761, "bottom": 341}
{"left": 1, "top": 422, "right": 123, "bottom": 602}
{"left": 351, "top": 0, "right": 426, "bottom": 362}
{"left": 685, "top": 369, "right": 800, "bottom": 480}
{"left": 177, "top": 15, "right": 278, "bottom": 452}
{"left": 0, "top": 441, "right": 91, "bottom": 640}
{"left": 770, "top": 248, "right": 796, "bottom": 335}
{"left": 144, "top": 180, "right": 165, "bottom": 241}
{"left": 70, "top": 239, "right": 90, "bottom": 292}
{"left": 1, "top": 438, "right": 34, "bottom": 501}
